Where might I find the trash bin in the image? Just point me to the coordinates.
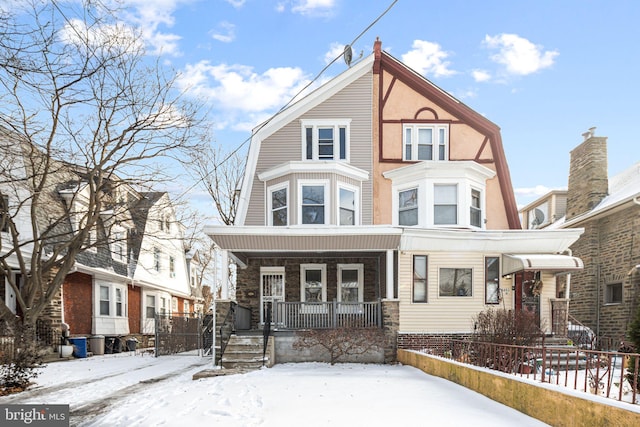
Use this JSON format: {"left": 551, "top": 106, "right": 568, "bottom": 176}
{"left": 68, "top": 337, "right": 87, "bottom": 358}
{"left": 104, "top": 336, "right": 121, "bottom": 354}
{"left": 89, "top": 335, "right": 105, "bottom": 356}
{"left": 126, "top": 338, "right": 138, "bottom": 352}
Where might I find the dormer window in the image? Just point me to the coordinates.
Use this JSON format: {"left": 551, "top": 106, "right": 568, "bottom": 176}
{"left": 403, "top": 124, "right": 448, "bottom": 161}
{"left": 301, "top": 119, "right": 350, "bottom": 161}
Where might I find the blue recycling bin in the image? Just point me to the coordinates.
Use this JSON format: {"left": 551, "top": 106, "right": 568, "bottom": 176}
{"left": 68, "top": 337, "right": 87, "bottom": 358}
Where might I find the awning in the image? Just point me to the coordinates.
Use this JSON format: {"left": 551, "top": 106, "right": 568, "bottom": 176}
{"left": 502, "top": 254, "right": 584, "bottom": 276}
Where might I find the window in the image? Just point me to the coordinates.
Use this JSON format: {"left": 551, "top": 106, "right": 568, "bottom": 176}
{"left": 399, "top": 188, "right": 418, "bottom": 226}
{"left": 339, "top": 187, "right": 356, "bottom": 225}
{"left": 146, "top": 295, "right": 156, "bottom": 318}
{"left": 160, "top": 297, "right": 168, "bottom": 315}
{"left": 112, "top": 230, "right": 126, "bottom": 262}
{"left": 605, "top": 283, "right": 622, "bottom": 304}
{"left": 172, "top": 297, "right": 178, "bottom": 312}
{"left": 268, "top": 184, "right": 288, "bottom": 226}
{"left": 403, "top": 124, "right": 448, "bottom": 161}
{"left": 439, "top": 268, "right": 472, "bottom": 297}
{"left": 485, "top": 257, "right": 500, "bottom": 304}
{"left": 1, "top": 193, "right": 8, "bottom": 233}
{"left": 301, "top": 120, "right": 350, "bottom": 161}
{"left": 153, "top": 247, "right": 161, "bottom": 272}
{"left": 301, "top": 184, "right": 326, "bottom": 225}
{"left": 413, "top": 255, "right": 428, "bottom": 303}
{"left": 337, "top": 264, "right": 363, "bottom": 303}
{"left": 301, "top": 264, "right": 326, "bottom": 303}
{"left": 434, "top": 184, "right": 457, "bottom": 225}
{"left": 470, "top": 189, "right": 482, "bottom": 228}
{"left": 169, "top": 256, "right": 175, "bottom": 278}
{"left": 184, "top": 300, "right": 190, "bottom": 314}
{"left": 115, "top": 288, "right": 123, "bottom": 316}
{"left": 165, "top": 217, "right": 171, "bottom": 232}
{"left": 100, "top": 286, "right": 110, "bottom": 315}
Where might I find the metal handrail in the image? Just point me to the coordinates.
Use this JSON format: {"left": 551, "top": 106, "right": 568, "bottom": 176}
{"left": 262, "top": 302, "right": 272, "bottom": 366}
{"left": 218, "top": 302, "right": 236, "bottom": 366}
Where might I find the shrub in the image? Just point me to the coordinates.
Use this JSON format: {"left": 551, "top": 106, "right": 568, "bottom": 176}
{"left": 0, "top": 322, "right": 45, "bottom": 395}
{"left": 473, "top": 308, "right": 542, "bottom": 346}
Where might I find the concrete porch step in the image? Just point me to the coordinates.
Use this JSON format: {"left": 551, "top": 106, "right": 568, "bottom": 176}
{"left": 221, "top": 335, "right": 272, "bottom": 370}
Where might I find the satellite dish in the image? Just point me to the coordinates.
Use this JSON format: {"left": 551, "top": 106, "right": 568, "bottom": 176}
{"left": 343, "top": 44, "right": 353, "bottom": 67}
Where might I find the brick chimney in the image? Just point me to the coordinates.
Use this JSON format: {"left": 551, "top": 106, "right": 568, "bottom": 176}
{"left": 566, "top": 127, "right": 608, "bottom": 220}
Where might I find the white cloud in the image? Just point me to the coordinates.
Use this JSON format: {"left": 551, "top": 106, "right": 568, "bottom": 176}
{"left": 176, "top": 61, "right": 313, "bottom": 130}
{"left": 290, "top": 0, "right": 336, "bottom": 17}
{"left": 515, "top": 185, "right": 564, "bottom": 198}
{"left": 59, "top": 18, "right": 144, "bottom": 53}
{"left": 120, "top": 0, "right": 195, "bottom": 56}
{"left": 224, "top": 0, "right": 246, "bottom": 7}
{"left": 472, "top": 69, "right": 491, "bottom": 82}
{"left": 401, "top": 40, "right": 456, "bottom": 78}
{"left": 210, "top": 22, "right": 236, "bottom": 43}
{"left": 484, "top": 33, "right": 558, "bottom": 76}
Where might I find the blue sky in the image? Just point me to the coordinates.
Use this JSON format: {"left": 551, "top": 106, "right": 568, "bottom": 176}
{"left": 21, "top": 1, "right": 640, "bottom": 211}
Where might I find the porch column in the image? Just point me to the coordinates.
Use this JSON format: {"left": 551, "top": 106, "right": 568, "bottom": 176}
{"left": 386, "top": 250, "right": 394, "bottom": 299}
{"left": 219, "top": 249, "right": 229, "bottom": 300}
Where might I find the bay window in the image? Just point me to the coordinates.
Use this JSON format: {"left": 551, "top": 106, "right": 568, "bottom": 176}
{"left": 300, "top": 182, "right": 327, "bottom": 225}
{"left": 338, "top": 185, "right": 357, "bottom": 225}
{"left": 434, "top": 184, "right": 458, "bottom": 225}
{"left": 399, "top": 188, "right": 418, "bottom": 226}
{"left": 470, "top": 189, "right": 482, "bottom": 228}
{"left": 268, "top": 184, "right": 288, "bottom": 226}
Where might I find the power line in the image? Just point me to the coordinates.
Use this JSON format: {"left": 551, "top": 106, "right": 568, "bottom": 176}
{"left": 182, "top": 0, "right": 399, "bottom": 199}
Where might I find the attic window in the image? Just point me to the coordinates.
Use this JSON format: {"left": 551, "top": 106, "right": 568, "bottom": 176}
{"left": 403, "top": 124, "right": 448, "bottom": 161}
{"left": 301, "top": 119, "right": 350, "bottom": 162}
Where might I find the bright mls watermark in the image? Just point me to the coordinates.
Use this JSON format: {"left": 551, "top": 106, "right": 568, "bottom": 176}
{"left": 0, "top": 405, "right": 69, "bottom": 426}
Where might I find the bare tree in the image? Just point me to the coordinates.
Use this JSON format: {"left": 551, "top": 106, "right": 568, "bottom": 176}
{"left": 0, "top": 1, "right": 205, "bottom": 334}
{"left": 293, "top": 327, "right": 386, "bottom": 365}
{"left": 189, "top": 145, "right": 245, "bottom": 226}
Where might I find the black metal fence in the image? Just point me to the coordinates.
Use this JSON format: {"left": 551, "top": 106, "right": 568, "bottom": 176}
{"left": 154, "top": 312, "right": 204, "bottom": 356}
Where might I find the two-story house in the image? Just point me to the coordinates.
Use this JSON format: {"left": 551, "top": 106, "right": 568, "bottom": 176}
{"left": 206, "top": 39, "right": 585, "bottom": 363}
{"left": 0, "top": 125, "right": 197, "bottom": 351}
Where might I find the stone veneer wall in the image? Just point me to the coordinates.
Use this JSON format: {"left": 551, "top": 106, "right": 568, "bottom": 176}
{"left": 569, "top": 206, "right": 640, "bottom": 341}
{"left": 566, "top": 136, "right": 608, "bottom": 221}
{"left": 381, "top": 299, "right": 398, "bottom": 363}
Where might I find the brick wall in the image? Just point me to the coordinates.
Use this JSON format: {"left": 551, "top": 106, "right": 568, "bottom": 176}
{"left": 397, "top": 332, "right": 473, "bottom": 355}
{"left": 63, "top": 272, "right": 93, "bottom": 335}
{"left": 128, "top": 285, "right": 141, "bottom": 334}
{"left": 569, "top": 206, "right": 640, "bottom": 340}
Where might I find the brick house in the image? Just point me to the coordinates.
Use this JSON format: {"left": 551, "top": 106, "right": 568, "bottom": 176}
{"left": 548, "top": 130, "right": 640, "bottom": 343}
{"left": 0, "top": 126, "right": 201, "bottom": 351}
{"left": 206, "top": 39, "right": 585, "bottom": 363}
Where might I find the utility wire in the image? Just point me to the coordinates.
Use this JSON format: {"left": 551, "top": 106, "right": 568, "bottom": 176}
{"left": 181, "top": 0, "right": 399, "bottom": 199}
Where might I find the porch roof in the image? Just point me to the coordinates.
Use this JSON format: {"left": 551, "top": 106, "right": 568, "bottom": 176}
{"left": 501, "top": 254, "right": 584, "bottom": 276}
{"left": 206, "top": 226, "right": 402, "bottom": 264}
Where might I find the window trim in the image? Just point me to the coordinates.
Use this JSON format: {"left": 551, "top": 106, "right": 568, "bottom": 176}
{"left": 298, "top": 180, "right": 329, "bottom": 225}
{"left": 145, "top": 294, "right": 156, "bottom": 319}
{"left": 402, "top": 123, "right": 449, "bottom": 161}
{"left": 337, "top": 183, "right": 359, "bottom": 226}
{"left": 300, "top": 119, "right": 351, "bottom": 162}
{"left": 438, "top": 267, "right": 473, "bottom": 297}
{"left": 337, "top": 264, "right": 364, "bottom": 304}
{"left": 267, "top": 182, "right": 289, "bottom": 226}
{"left": 169, "top": 256, "right": 175, "bottom": 278}
{"left": 412, "top": 255, "right": 428, "bottom": 303}
{"left": 96, "top": 282, "right": 128, "bottom": 318}
{"left": 398, "top": 187, "right": 419, "bottom": 227}
{"left": 111, "top": 226, "right": 127, "bottom": 263}
{"left": 484, "top": 256, "right": 500, "bottom": 304}
{"left": 470, "top": 188, "right": 483, "bottom": 228}
{"left": 300, "top": 263, "right": 327, "bottom": 305}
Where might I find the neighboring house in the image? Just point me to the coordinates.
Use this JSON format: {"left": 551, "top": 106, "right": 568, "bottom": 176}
{"left": 185, "top": 248, "right": 206, "bottom": 314}
{"left": 0, "top": 125, "right": 196, "bottom": 349}
{"left": 520, "top": 190, "right": 568, "bottom": 230}
{"left": 206, "top": 39, "right": 584, "bottom": 363}
{"left": 525, "top": 130, "right": 640, "bottom": 343}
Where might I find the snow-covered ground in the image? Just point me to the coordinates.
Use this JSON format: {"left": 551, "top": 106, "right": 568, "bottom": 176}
{"left": 0, "top": 352, "right": 551, "bottom": 427}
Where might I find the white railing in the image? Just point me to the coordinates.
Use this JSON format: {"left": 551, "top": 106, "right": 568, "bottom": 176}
{"left": 272, "top": 300, "right": 381, "bottom": 330}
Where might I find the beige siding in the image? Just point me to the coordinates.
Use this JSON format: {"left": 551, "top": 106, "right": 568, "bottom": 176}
{"left": 398, "top": 251, "right": 556, "bottom": 333}
{"left": 245, "top": 72, "right": 373, "bottom": 226}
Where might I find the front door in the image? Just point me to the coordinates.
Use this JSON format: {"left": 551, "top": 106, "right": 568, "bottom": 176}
{"left": 260, "top": 267, "right": 285, "bottom": 324}
{"left": 515, "top": 271, "right": 540, "bottom": 326}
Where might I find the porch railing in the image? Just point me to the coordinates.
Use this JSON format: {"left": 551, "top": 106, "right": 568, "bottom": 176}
{"left": 272, "top": 300, "right": 381, "bottom": 330}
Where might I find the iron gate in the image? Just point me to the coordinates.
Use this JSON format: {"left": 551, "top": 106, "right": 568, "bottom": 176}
{"left": 155, "top": 312, "right": 209, "bottom": 356}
